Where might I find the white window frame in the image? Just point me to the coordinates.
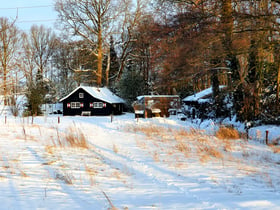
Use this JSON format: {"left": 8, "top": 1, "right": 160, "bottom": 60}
{"left": 71, "top": 102, "right": 81, "bottom": 109}
{"left": 93, "top": 102, "right": 104, "bottom": 109}
{"left": 79, "top": 93, "right": 84, "bottom": 98}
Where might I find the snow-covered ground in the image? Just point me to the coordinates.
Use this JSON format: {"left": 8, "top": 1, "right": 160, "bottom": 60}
{"left": 0, "top": 113, "right": 279, "bottom": 210}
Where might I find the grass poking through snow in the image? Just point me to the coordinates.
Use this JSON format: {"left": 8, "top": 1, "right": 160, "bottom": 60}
{"left": 125, "top": 124, "right": 246, "bottom": 166}
{"left": 216, "top": 126, "right": 240, "bottom": 140}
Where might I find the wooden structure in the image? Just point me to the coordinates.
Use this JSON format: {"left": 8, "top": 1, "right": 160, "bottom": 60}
{"left": 182, "top": 86, "right": 226, "bottom": 119}
{"left": 133, "top": 95, "right": 180, "bottom": 118}
{"left": 60, "top": 86, "right": 125, "bottom": 116}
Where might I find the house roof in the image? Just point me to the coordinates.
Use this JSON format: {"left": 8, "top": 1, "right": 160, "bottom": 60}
{"left": 183, "top": 86, "right": 226, "bottom": 103}
{"left": 60, "top": 86, "right": 125, "bottom": 104}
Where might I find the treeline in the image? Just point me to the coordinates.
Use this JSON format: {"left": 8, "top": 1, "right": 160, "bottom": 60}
{"left": 136, "top": 0, "right": 280, "bottom": 123}
{"left": 0, "top": 0, "right": 279, "bottom": 123}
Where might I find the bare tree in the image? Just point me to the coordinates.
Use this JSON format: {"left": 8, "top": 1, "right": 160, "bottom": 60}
{"left": 115, "top": 0, "right": 150, "bottom": 81}
{"left": 55, "top": 0, "right": 121, "bottom": 86}
{"left": 0, "top": 18, "right": 21, "bottom": 105}
{"left": 51, "top": 38, "right": 81, "bottom": 97}
{"left": 55, "top": 0, "right": 149, "bottom": 87}
{"left": 21, "top": 25, "right": 57, "bottom": 115}
{"left": 28, "top": 25, "right": 57, "bottom": 77}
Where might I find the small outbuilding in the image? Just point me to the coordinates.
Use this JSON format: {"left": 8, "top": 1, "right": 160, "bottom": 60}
{"left": 182, "top": 86, "right": 226, "bottom": 119}
{"left": 132, "top": 95, "right": 181, "bottom": 118}
{"left": 60, "top": 86, "right": 125, "bottom": 116}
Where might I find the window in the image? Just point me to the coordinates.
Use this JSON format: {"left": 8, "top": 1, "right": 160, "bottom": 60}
{"left": 93, "top": 102, "right": 104, "bottom": 109}
{"left": 79, "top": 93, "right": 84, "bottom": 98}
{"left": 71, "top": 102, "right": 81, "bottom": 109}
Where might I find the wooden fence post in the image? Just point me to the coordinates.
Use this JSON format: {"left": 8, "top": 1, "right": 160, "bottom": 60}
{"left": 265, "top": 130, "right": 269, "bottom": 145}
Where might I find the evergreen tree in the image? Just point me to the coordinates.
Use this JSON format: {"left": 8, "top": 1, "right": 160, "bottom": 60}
{"left": 118, "top": 65, "right": 147, "bottom": 110}
{"left": 108, "top": 37, "right": 120, "bottom": 87}
{"left": 25, "top": 71, "right": 56, "bottom": 116}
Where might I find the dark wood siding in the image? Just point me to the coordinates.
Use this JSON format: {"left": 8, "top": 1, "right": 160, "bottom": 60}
{"left": 61, "top": 87, "right": 124, "bottom": 116}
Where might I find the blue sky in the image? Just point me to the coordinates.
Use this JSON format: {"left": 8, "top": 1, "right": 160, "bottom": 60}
{"left": 0, "top": 0, "right": 57, "bottom": 31}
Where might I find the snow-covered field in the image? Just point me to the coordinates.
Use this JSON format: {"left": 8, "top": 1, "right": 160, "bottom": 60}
{"left": 0, "top": 113, "right": 279, "bottom": 210}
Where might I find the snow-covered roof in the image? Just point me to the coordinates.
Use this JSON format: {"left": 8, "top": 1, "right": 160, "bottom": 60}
{"left": 183, "top": 86, "right": 226, "bottom": 102}
{"left": 137, "top": 95, "right": 179, "bottom": 101}
{"left": 60, "top": 86, "right": 125, "bottom": 104}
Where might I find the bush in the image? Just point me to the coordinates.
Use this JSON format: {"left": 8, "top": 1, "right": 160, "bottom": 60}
{"left": 216, "top": 126, "right": 240, "bottom": 140}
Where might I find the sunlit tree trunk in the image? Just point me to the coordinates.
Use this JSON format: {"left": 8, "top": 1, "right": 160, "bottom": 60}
{"left": 105, "top": 48, "right": 111, "bottom": 87}
{"left": 97, "top": 14, "right": 103, "bottom": 86}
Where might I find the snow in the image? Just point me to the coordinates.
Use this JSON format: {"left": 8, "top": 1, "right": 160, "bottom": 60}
{"left": 183, "top": 86, "right": 226, "bottom": 103}
{"left": 151, "top": 108, "right": 161, "bottom": 113}
{"left": 60, "top": 86, "right": 125, "bottom": 104}
{"left": 135, "top": 110, "right": 144, "bottom": 114}
{"left": 249, "top": 125, "right": 280, "bottom": 144}
{"left": 137, "top": 95, "right": 180, "bottom": 101}
{"left": 41, "top": 103, "right": 63, "bottom": 114}
{"left": 0, "top": 113, "right": 279, "bottom": 209}
{"left": 0, "top": 95, "right": 27, "bottom": 116}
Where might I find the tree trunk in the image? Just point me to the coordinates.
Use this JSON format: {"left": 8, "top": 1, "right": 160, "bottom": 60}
{"left": 97, "top": 25, "right": 103, "bottom": 86}
{"left": 3, "top": 65, "right": 7, "bottom": 106}
{"left": 105, "top": 50, "right": 111, "bottom": 87}
{"left": 3, "top": 44, "right": 7, "bottom": 106}
{"left": 277, "top": 63, "right": 280, "bottom": 110}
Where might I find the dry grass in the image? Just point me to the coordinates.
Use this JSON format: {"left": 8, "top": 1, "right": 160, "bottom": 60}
{"left": 85, "top": 165, "right": 98, "bottom": 177}
{"left": 112, "top": 170, "right": 122, "bottom": 180}
{"left": 128, "top": 124, "right": 225, "bottom": 167}
{"left": 175, "top": 141, "right": 191, "bottom": 157}
{"left": 270, "top": 138, "right": 280, "bottom": 146}
{"left": 101, "top": 190, "right": 118, "bottom": 210}
{"left": 200, "top": 154, "right": 211, "bottom": 163}
{"left": 153, "top": 151, "right": 160, "bottom": 162}
{"left": 216, "top": 126, "right": 240, "bottom": 140}
{"left": 85, "top": 164, "right": 98, "bottom": 186}
{"left": 196, "top": 136, "right": 210, "bottom": 144}
{"left": 45, "top": 145, "right": 54, "bottom": 154}
{"left": 207, "top": 146, "right": 223, "bottom": 159}
{"left": 51, "top": 126, "right": 89, "bottom": 149}
{"left": 223, "top": 140, "right": 233, "bottom": 152}
{"left": 64, "top": 127, "right": 89, "bottom": 148}
{"left": 174, "top": 129, "right": 193, "bottom": 141}
{"left": 126, "top": 124, "right": 227, "bottom": 164}
{"left": 54, "top": 170, "right": 73, "bottom": 185}
{"left": 125, "top": 124, "right": 168, "bottom": 139}
{"left": 20, "top": 170, "right": 28, "bottom": 177}
{"left": 268, "top": 145, "right": 280, "bottom": 154}
{"left": 0, "top": 175, "right": 6, "bottom": 180}
{"left": 42, "top": 160, "right": 57, "bottom": 165}
{"left": 113, "top": 144, "right": 118, "bottom": 153}
{"left": 197, "top": 144, "right": 223, "bottom": 162}
{"left": 136, "top": 140, "right": 147, "bottom": 149}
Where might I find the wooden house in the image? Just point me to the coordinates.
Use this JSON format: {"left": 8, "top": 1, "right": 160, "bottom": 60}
{"left": 133, "top": 95, "right": 181, "bottom": 118}
{"left": 60, "top": 86, "right": 125, "bottom": 116}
